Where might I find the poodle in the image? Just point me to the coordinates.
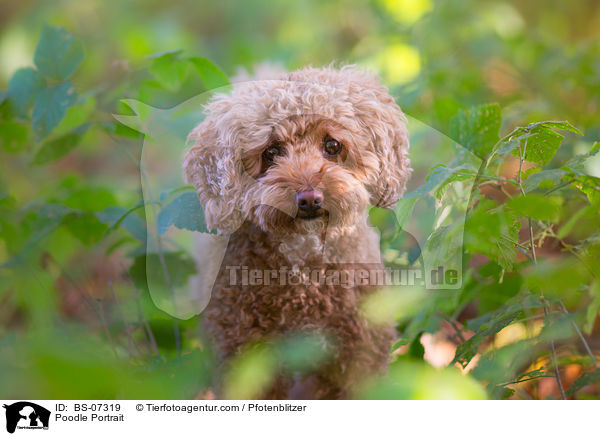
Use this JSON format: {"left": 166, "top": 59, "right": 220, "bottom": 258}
{"left": 183, "top": 65, "right": 411, "bottom": 399}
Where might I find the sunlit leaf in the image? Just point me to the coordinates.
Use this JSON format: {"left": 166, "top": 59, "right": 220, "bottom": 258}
{"left": 449, "top": 103, "right": 501, "bottom": 159}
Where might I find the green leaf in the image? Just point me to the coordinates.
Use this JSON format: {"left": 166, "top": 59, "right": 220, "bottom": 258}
{"left": 524, "top": 169, "right": 566, "bottom": 193}
{"left": 521, "top": 166, "right": 541, "bottom": 181}
{"left": 62, "top": 213, "right": 108, "bottom": 245}
{"left": 489, "top": 121, "right": 582, "bottom": 166}
{"left": 525, "top": 258, "right": 591, "bottom": 298}
{"left": 467, "top": 294, "right": 545, "bottom": 332}
{"left": 7, "top": 67, "right": 46, "bottom": 116}
{"left": 53, "top": 96, "right": 96, "bottom": 136}
{"left": 393, "top": 196, "right": 418, "bottom": 229}
{"left": 514, "top": 127, "right": 563, "bottom": 166}
{"left": 34, "top": 24, "right": 84, "bottom": 81}
{"left": 32, "top": 123, "right": 89, "bottom": 164}
{"left": 449, "top": 103, "right": 501, "bottom": 160}
{"left": 452, "top": 310, "right": 524, "bottom": 368}
{"left": 535, "top": 121, "right": 583, "bottom": 135}
{"left": 574, "top": 176, "right": 600, "bottom": 205}
{"left": 408, "top": 332, "right": 425, "bottom": 360}
{"left": 63, "top": 186, "right": 117, "bottom": 212}
{"left": 149, "top": 50, "right": 189, "bottom": 92}
{"left": 0, "top": 204, "right": 71, "bottom": 268}
{"left": 96, "top": 206, "right": 147, "bottom": 241}
{"left": 506, "top": 194, "right": 562, "bottom": 222}
{"left": 584, "top": 282, "right": 600, "bottom": 335}
{"left": 509, "top": 121, "right": 582, "bottom": 166}
{"left": 157, "top": 191, "right": 208, "bottom": 235}
{"left": 405, "top": 164, "right": 476, "bottom": 198}
{"left": 0, "top": 120, "right": 28, "bottom": 152}
{"left": 32, "top": 82, "right": 78, "bottom": 138}
{"left": 556, "top": 205, "right": 589, "bottom": 239}
{"left": 464, "top": 200, "right": 520, "bottom": 270}
{"left": 189, "top": 57, "right": 230, "bottom": 90}
{"left": 565, "top": 369, "right": 600, "bottom": 396}
{"left": 564, "top": 142, "right": 600, "bottom": 174}
{"left": 129, "top": 251, "right": 197, "bottom": 292}
{"left": 478, "top": 274, "right": 522, "bottom": 313}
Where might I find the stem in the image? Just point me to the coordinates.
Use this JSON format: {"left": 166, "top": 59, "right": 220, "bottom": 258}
{"left": 485, "top": 126, "right": 523, "bottom": 167}
{"left": 516, "top": 246, "right": 534, "bottom": 262}
{"left": 516, "top": 139, "right": 537, "bottom": 264}
{"left": 559, "top": 301, "right": 599, "bottom": 369}
{"left": 501, "top": 235, "right": 531, "bottom": 250}
{"left": 517, "top": 138, "right": 563, "bottom": 398}
{"left": 544, "top": 180, "right": 576, "bottom": 196}
{"left": 547, "top": 320, "right": 567, "bottom": 399}
{"left": 526, "top": 218, "right": 537, "bottom": 264}
{"left": 440, "top": 312, "right": 466, "bottom": 343}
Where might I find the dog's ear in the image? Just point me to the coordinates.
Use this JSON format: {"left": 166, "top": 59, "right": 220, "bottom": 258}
{"left": 183, "top": 110, "right": 247, "bottom": 233}
{"left": 344, "top": 68, "right": 411, "bottom": 209}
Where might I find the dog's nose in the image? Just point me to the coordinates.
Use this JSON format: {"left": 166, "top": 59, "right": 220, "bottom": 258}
{"left": 296, "top": 190, "right": 324, "bottom": 214}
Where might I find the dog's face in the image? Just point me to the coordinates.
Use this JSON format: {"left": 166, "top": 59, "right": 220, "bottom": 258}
{"left": 240, "top": 114, "right": 375, "bottom": 234}
{"left": 183, "top": 66, "right": 411, "bottom": 236}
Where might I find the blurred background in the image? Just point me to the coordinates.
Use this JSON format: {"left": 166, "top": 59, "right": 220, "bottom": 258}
{"left": 1, "top": 0, "right": 599, "bottom": 399}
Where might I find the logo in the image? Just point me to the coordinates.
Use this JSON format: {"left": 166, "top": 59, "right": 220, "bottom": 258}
{"left": 3, "top": 402, "right": 50, "bottom": 434}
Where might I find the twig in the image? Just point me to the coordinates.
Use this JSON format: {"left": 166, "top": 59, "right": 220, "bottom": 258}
{"left": 559, "top": 301, "right": 599, "bottom": 369}
{"left": 544, "top": 304, "right": 566, "bottom": 399}
{"left": 499, "top": 373, "right": 555, "bottom": 387}
{"left": 516, "top": 246, "right": 534, "bottom": 262}
{"left": 544, "top": 179, "right": 576, "bottom": 196}
{"left": 501, "top": 235, "right": 530, "bottom": 250}
{"left": 516, "top": 139, "right": 537, "bottom": 264}
{"left": 526, "top": 218, "right": 537, "bottom": 264}
{"left": 517, "top": 138, "right": 563, "bottom": 398}
{"left": 440, "top": 312, "right": 466, "bottom": 343}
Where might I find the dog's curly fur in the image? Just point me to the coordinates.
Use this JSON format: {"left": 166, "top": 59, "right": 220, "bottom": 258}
{"left": 183, "top": 65, "right": 411, "bottom": 399}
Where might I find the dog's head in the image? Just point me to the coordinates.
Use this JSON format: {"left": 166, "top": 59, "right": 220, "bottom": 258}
{"left": 183, "top": 65, "right": 411, "bottom": 235}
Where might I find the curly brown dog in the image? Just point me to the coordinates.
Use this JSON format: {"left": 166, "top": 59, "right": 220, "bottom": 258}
{"left": 183, "top": 65, "right": 411, "bottom": 399}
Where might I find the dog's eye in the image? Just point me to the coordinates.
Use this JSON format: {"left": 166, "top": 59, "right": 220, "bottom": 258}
{"left": 323, "top": 138, "right": 342, "bottom": 157}
{"left": 262, "top": 146, "right": 282, "bottom": 164}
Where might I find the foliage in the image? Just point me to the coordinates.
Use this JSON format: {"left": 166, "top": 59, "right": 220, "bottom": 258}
{"left": 1, "top": 1, "right": 599, "bottom": 399}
